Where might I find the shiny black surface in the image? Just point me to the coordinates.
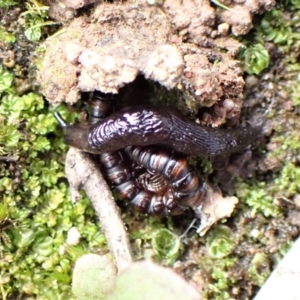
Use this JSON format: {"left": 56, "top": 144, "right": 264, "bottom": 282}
{"left": 84, "top": 106, "right": 260, "bottom": 156}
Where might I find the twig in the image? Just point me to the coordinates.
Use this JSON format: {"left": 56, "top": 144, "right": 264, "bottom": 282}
{"left": 65, "top": 147, "right": 133, "bottom": 273}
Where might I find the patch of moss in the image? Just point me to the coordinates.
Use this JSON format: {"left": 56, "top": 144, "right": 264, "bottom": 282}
{"left": 206, "top": 226, "right": 235, "bottom": 259}
{"left": 200, "top": 256, "right": 237, "bottom": 299}
{"left": 19, "top": 0, "right": 59, "bottom": 42}
{"left": 0, "top": 63, "right": 107, "bottom": 298}
{"left": 236, "top": 180, "right": 281, "bottom": 217}
{"left": 239, "top": 43, "right": 270, "bottom": 75}
{"left": 0, "top": 0, "right": 18, "bottom": 8}
{"left": 0, "top": 26, "right": 16, "bottom": 46}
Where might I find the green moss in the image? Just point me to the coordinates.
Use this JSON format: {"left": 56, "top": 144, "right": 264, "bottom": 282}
{"left": 291, "top": 82, "right": 300, "bottom": 106}
{"left": 202, "top": 257, "right": 237, "bottom": 299}
{"left": 236, "top": 180, "right": 281, "bottom": 217}
{"left": 206, "top": 226, "right": 235, "bottom": 259}
{"left": 247, "top": 253, "right": 271, "bottom": 287}
{"left": 20, "top": 0, "right": 59, "bottom": 42}
{"left": 0, "top": 67, "right": 14, "bottom": 95}
{"left": 0, "top": 0, "right": 18, "bottom": 8}
{"left": 0, "top": 26, "right": 15, "bottom": 46}
{"left": 257, "top": 9, "right": 298, "bottom": 44}
{"left": 239, "top": 43, "right": 270, "bottom": 75}
{"left": 151, "top": 228, "right": 181, "bottom": 266}
{"left": 128, "top": 215, "right": 182, "bottom": 265}
{"left": 238, "top": 2, "right": 300, "bottom": 76}
{"left": 0, "top": 64, "right": 104, "bottom": 298}
{"left": 274, "top": 162, "right": 300, "bottom": 197}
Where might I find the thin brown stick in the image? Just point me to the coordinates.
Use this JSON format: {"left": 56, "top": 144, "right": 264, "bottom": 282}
{"left": 65, "top": 147, "right": 133, "bottom": 272}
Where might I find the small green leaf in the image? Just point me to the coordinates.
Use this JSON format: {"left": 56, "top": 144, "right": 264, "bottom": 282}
{"left": 24, "top": 27, "right": 42, "bottom": 41}
{"left": 12, "top": 228, "right": 36, "bottom": 248}
{"left": 31, "top": 136, "right": 51, "bottom": 152}
{"left": 23, "top": 175, "right": 41, "bottom": 200}
{"left": 206, "top": 226, "right": 234, "bottom": 258}
{"left": 21, "top": 92, "right": 44, "bottom": 113}
{"left": 239, "top": 44, "right": 270, "bottom": 75}
{"left": 151, "top": 229, "right": 181, "bottom": 265}
{"left": 0, "top": 67, "right": 14, "bottom": 93}
{"left": 45, "top": 189, "right": 65, "bottom": 209}
{"left": 32, "top": 236, "right": 54, "bottom": 256}
{"left": 27, "top": 113, "right": 58, "bottom": 135}
{"left": 0, "top": 26, "right": 16, "bottom": 45}
{"left": 0, "top": 203, "right": 9, "bottom": 220}
{"left": 0, "top": 123, "right": 21, "bottom": 152}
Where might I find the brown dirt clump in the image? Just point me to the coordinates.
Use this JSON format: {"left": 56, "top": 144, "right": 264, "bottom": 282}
{"left": 219, "top": 0, "right": 276, "bottom": 36}
{"left": 38, "top": 0, "right": 274, "bottom": 125}
{"left": 38, "top": 3, "right": 182, "bottom": 104}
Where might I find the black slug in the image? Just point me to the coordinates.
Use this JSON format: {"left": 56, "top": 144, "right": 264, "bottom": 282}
{"left": 54, "top": 106, "right": 259, "bottom": 157}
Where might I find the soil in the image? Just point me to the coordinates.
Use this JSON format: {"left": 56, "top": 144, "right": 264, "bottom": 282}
{"left": 3, "top": 0, "right": 300, "bottom": 299}
{"left": 38, "top": 0, "right": 273, "bottom": 126}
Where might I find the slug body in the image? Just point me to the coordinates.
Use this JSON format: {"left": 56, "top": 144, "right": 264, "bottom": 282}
{"left": 56, "top": 106, "right": 259, "bottom": 157}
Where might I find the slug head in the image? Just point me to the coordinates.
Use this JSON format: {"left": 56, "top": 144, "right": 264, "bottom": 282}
{"left": 54, "top": 112, "right": 92, "bottom": 152}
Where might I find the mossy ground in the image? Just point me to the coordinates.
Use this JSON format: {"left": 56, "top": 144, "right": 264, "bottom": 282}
{"left": 1, "top": 1, "right": 300, "bottom": 299}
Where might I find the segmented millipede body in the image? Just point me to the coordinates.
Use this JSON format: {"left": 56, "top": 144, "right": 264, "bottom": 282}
{"left": 99, "top": 145, "right": 206, "bottom": 216}
{"left": 99, "top": 151, "right": 139, "bottom": 201}
{"left": 137, "top": 173, "right": 169, "bottom": 194}
{"left": 125, "top": 146, "right": 205, "bottom": 209}
{"left": 99, "top": 152, "right": 178, "bottom": 216}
